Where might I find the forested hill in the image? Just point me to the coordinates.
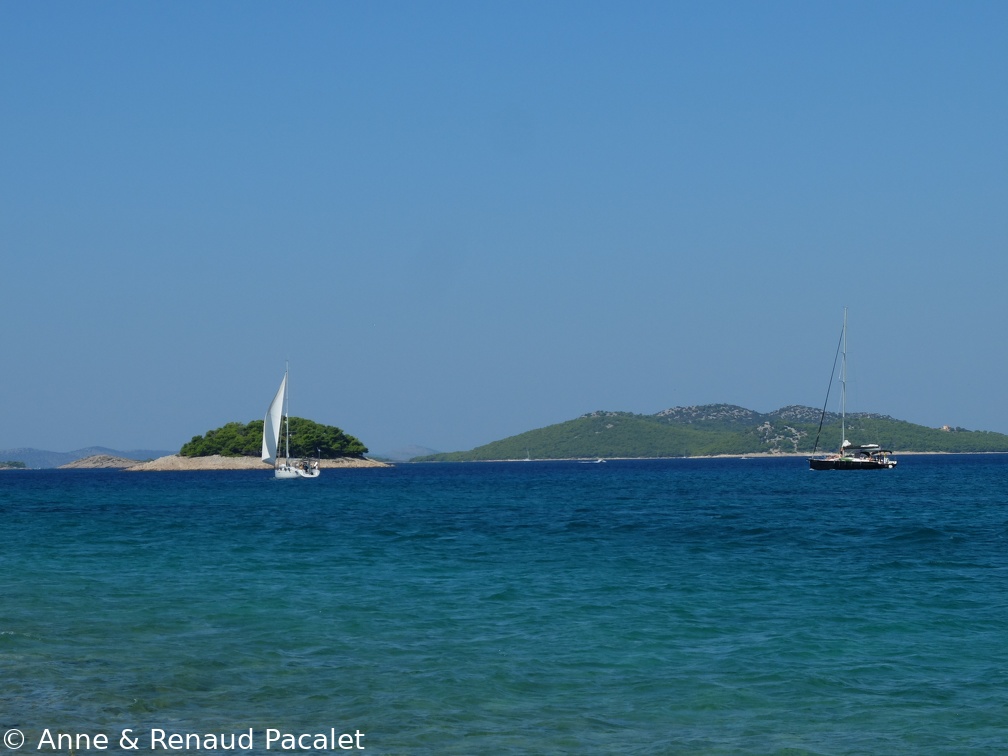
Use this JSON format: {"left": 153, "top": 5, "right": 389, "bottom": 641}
{"left": 415, "top": 404, "right": 1008, "bottom": 461}
{"left": 181, "top": 418, "right": 367, "bottom": 458}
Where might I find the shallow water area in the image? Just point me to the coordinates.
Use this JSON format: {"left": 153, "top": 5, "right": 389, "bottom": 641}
{"left": 2, "top": 456, "right": 1007, "bottom": 753}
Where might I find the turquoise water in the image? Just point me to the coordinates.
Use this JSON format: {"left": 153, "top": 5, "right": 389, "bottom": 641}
{"left": 2, "top": 456, "right": 1007, "bottom": 754}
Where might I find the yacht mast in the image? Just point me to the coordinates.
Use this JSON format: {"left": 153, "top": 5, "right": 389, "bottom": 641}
{"left": 841, "top": 307, "right": 847, "bottom": 454}
{"left": 284, "top": 361, "right": 290, "bottom": 461}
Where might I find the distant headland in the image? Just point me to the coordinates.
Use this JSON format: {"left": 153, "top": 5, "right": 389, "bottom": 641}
{"left": 414, "top": 404, "right": 1008, "bottom": 462}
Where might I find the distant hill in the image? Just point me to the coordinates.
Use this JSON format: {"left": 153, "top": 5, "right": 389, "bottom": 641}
{"left": 415, "top": 404, "right": 1008, "bottom": 461}
{"left": 0, "top": 447, "right": 175, "bottom": 470}
{"left": 375, "top": 445, "right": 440, "bottom": 463}
{"left": 60, "top": 455, "right": 141, "bottom": 469}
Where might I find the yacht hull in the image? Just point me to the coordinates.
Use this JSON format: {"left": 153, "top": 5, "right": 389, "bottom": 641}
{"left": 809, "top": 457, "right": 896, "bottom": 470}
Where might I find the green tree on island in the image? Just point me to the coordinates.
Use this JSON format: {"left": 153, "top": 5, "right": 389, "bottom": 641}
{"left": 180, "top": 418, "right": 367, "bottom": 458}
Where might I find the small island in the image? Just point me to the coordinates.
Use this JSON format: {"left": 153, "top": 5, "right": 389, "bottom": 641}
{"left": 144, "top": 417, "right": 389, "bottom": 470}
{"left": 126, "top": 454, "right": 388, "bottom": 471}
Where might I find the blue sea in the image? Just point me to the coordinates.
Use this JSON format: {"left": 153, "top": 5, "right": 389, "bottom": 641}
{"left": 2, "top": 456, "right": 1007, "bottom": 754}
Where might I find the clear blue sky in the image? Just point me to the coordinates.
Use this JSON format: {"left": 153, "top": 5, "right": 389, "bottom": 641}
{"left": 2, "top": 2, "right": 1006, "bottom": 455}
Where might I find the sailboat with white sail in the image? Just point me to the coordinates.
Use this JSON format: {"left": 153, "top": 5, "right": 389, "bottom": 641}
{"left": 808, "top": 309, "right": 897, "bottom": 470}
{"left": 261, "top": 364, "right": 320, "bottom": 479}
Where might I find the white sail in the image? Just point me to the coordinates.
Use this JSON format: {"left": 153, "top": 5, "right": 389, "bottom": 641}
{"left": 261, "top": 372, "right": 287, "bottom": 463}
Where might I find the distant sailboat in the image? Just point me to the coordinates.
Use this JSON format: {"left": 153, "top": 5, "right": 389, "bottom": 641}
{"left": 808, "top": 309, "right": 897, "bottom": 471}
{"left": 261, "top": 364, "right": 320, "bottom": 479}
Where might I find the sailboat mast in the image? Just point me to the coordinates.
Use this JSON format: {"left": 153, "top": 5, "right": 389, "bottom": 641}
{"left": 841, "top": 307, "right": 847, "bottom": 454}
{"left": 284, "top": 362, "right": 290, "bottom": 461}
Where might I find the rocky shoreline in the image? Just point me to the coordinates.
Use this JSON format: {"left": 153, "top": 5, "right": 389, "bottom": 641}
{"left": 62, "top": 454, "right": 391, "bottom": 471}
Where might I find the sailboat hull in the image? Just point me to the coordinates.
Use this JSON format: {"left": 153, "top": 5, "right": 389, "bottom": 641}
{"left": 275, "top": 464, "right": 299, "bottom": 479}
{"left": 274, "top": 461, "right": 320, "bottom": 479}
{"left": 809, "top": 457, "right": 896, "bottom": 470}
